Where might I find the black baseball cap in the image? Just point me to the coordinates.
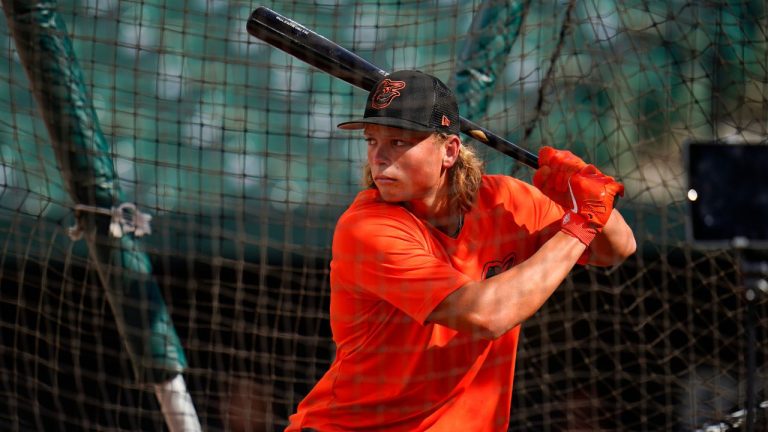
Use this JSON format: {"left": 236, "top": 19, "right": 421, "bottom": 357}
{"left": 337, "top": 70, "right": 460, "bottom": 135}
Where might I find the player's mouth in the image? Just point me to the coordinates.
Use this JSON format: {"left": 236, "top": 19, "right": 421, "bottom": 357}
{"left": 374, "top": 175, "right": 397, "bottom": 184}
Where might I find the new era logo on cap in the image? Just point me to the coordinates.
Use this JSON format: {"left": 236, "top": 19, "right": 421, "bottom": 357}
{"left": 337, "top": 70, "right": 460, "bottom": 135}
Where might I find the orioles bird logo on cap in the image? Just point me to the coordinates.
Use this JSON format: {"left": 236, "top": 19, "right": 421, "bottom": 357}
{"left": 371, "top": 79, "right": 406, "bottom": 109}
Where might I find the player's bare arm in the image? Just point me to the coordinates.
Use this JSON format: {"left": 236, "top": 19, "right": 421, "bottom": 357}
{"left": 427, "top": 230, "right": 588, "bottom": 339}
{"left": 585, "top": 209, "right": 636, "bottom": 266}
{"left": 427, "top": 213, "right": 635, "bottom": 340}
{"left": 429, "top": 146, "right": 635, "bottom": 339}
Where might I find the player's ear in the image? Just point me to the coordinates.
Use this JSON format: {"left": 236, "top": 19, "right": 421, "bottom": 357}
{"left": 442, "top": 134, "right": 461, "bottom": 168}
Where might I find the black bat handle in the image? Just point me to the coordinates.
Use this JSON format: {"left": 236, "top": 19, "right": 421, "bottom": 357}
{"left": 460, "top": 118, "right": 539, "bottom": 168}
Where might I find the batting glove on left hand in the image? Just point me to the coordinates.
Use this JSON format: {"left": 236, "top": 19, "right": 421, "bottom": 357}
{"left": 568, "top": 165, "right": 625, "bottom": 229}
{"left": 556, "top": 167, "right": 624, "bottom": 247}
{"left": 534, "top": 147, "right": 624, "bottom": 246}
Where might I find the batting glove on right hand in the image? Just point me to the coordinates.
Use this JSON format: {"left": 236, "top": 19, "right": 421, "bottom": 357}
{"left": 533, "top": 146, "right": 588, "bottom": 209}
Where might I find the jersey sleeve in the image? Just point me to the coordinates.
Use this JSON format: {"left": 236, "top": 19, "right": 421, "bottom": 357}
{"left": 522, "top": 178, "right": 566, "bottom": 238}
{"left": 330, "top": 205, "right": 472, "bottom": 325}
{"left": 491, "top": 175, "right": 565, "bottom": 245}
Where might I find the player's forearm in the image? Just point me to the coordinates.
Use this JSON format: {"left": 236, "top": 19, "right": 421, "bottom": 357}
{"left": 585, "top": 209, "right": 636, "bottom": 266}
{"left": 429, "top": 231, "right": 585, "bottom": 339}
{"left": 478, "top": 231, "right": 586, "bottom": 337}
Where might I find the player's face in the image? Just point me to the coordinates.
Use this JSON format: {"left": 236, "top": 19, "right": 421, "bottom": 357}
{"left": 364, "top": 124, "right": 455, "bottom": 215}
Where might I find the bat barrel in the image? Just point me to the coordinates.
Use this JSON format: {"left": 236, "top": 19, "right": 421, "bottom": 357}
{"left": 247, "top": 6, "right": 540, "bottom": 169}
{"left": 247, "top": 7, "right": 386, "bottom": 91}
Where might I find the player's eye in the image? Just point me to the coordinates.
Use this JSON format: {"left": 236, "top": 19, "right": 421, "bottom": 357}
{"left": 392, "top": 140, "right": 409, "bottom": 147}
{"left": 364, "top": 138, "right": 376, "bottom": 147}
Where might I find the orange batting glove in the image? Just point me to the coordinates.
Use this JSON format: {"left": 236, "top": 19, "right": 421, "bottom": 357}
{"left": 559, "top": 165, "right": 625, "bottom": 246}
{"left": 534, "top": 147, "right": 624, "bottom": 246}
{"left": 569, "top": 165, "right": 625, "bottom": 229}
{"left": 533, "top": 146, "right": 588, "bottom": 209}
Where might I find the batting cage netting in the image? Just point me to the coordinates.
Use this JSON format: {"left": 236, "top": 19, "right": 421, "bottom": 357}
{"left": 1, "top": 0, "right": 767, "bottom": 431}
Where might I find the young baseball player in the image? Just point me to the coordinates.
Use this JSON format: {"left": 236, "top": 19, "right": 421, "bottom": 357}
{"left": 286, "top": 70, "right": 636, "bottom": 431}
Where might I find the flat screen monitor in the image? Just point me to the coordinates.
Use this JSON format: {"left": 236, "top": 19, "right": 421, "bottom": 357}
{"left": 685, "top": 140, "right": 768, "bottom": 248}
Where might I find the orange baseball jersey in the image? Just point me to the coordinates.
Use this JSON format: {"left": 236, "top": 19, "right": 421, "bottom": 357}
{"left": 286, "top": 175, "right": 564, "bottom": 431}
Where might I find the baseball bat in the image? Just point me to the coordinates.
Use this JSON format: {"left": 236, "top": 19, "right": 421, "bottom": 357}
{"left": 247, "top": 6, "right": 539, "bottom": 169}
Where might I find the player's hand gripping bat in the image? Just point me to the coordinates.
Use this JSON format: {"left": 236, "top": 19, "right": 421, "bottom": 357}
{"left": 246, "top": 6, "right": 539, "bottom": 169}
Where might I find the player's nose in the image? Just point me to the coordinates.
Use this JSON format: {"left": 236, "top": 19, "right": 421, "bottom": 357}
{"left": 368, "top": 142, "right": 392, "bottom": 166}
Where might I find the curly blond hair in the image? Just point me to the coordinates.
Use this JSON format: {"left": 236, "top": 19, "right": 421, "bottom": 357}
{"left": 362, "top": 133, "right": 484, "bottom": 213}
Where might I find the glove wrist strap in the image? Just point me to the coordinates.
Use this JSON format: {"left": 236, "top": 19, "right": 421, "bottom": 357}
{"left": 560, "top": 211, "right": 600, "bottom": 246}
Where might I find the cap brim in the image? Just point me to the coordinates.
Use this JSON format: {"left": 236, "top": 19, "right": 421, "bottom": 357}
{"left": 337, "top": 117, "right": 435, "bottom": 132}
